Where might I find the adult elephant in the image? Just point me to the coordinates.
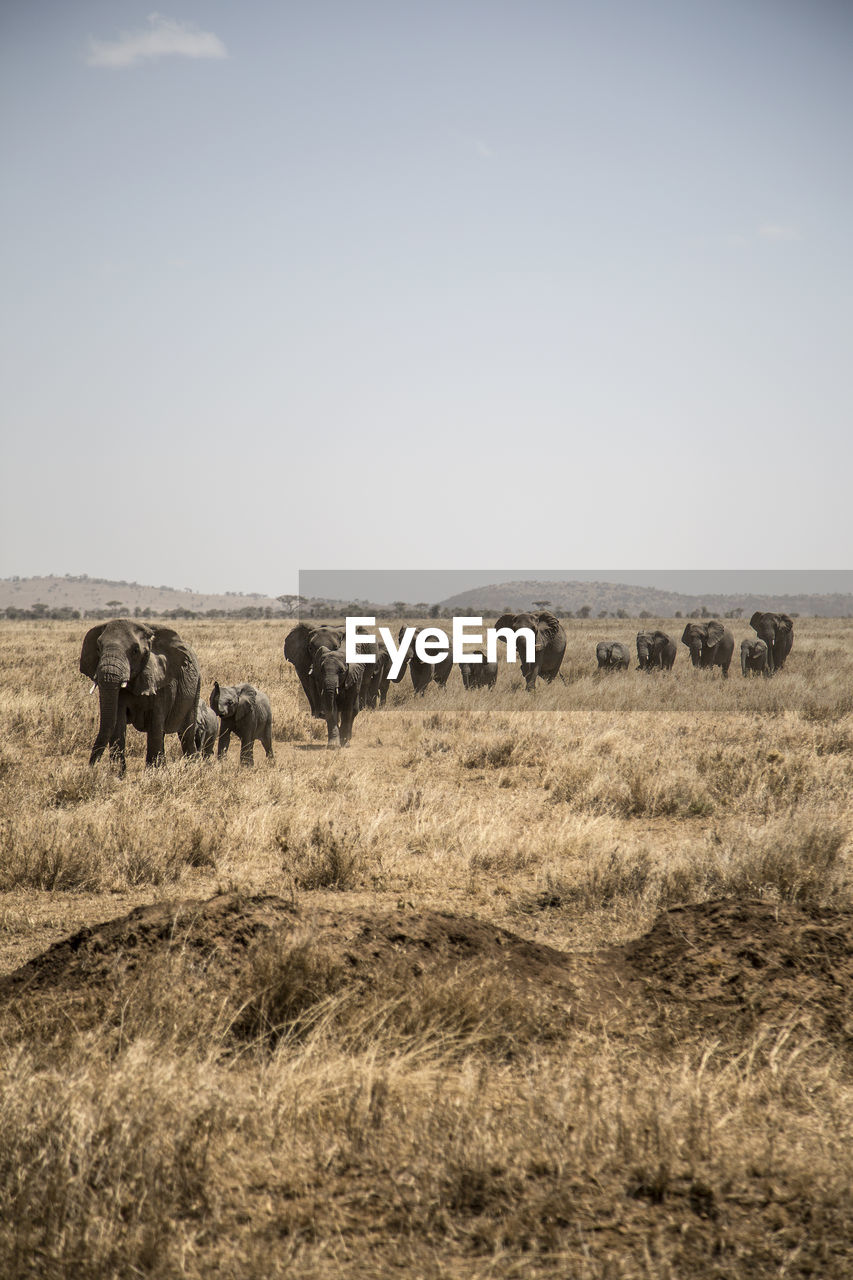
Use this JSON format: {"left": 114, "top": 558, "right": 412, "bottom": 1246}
{"left": 459, "top": 651, "right": 498, "bottom": 689}
{"left": 596, "top": 641, "right": 631, "bottom": 671}
{"left": 492, "top": 611, "right": 566, "bottom": 691}
{"left": 681, "top": 621, "right": 734, "bottom": 678}
{"left": 79, "top": 619, "right": 200, "bottom": 771}
{"left": 636, "top": 630, "right": 677, "bottom": 671}
{"left": 284, "top": 623, "right": 345, "bottom": 718}
{"left": 310, "top": 647, "right": 365, "bottom": 748}
{"left": 392, "top": 626, "right": 453, "bottom": 695}
{"left": 750, "top": 612, "right": 793, "bottom": 674}
{"left": 741, "top": 637, "right": 769, "bottom": 678}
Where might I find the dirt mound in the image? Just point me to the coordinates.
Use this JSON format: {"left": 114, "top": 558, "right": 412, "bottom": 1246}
{"left": 623, "top": 897, "right": 853, "bottom": 1045}
{"left": 0, "top": 893, "right": 588, "bottom": 1042}
{"left": 3, "top": 894, "right": 853, "bottom": 1050}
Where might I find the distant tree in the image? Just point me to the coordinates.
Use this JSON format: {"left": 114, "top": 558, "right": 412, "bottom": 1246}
{"left": 700, "top": 605, "right": 710, "bottom": 618}
{"left": 415, "top": 602, "right": 429, "bottom": 615}
{"left": 532, "top": 600, "right": 551, "bottom": 609}
{"left": 639, "top": 610, "right": 652, "bottom": 620}
{"left": 276, "top": 594, "right": 301, "bottom": 616}
{"left": 598, "top": 609, "right": 609, "bottom": 618}
{"left": 578, "top": 605, "right": 592, "bottom": 619}
{"left": 392, "top": 601, "right": 408, "bottom": 617}
{"left": 675, "top": 611, "right": 682, "bottom": 618}
{"left": 616, "top": 609, "right": 628, "bottom": 619}
{"left": 105, "top": 600, "right": 123, "bottom": 609}
{"left": 429, "top": 603, "right": 441, "bottom": 618}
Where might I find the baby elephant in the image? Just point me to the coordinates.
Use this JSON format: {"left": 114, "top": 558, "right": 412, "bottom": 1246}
{"left": 195, "top": 699, "right": 219, "bottom": 758}
{"left": 741, "top": 637, "right": 769, "bottom": 678}
{"left": 596, "top": 641, "right": 631, "bottom": 671}
{"left": 210, "top": 682, "right": 274, "bottom": 766}
{"left": 459, "top": 651, "right": 498, "bottom": 689}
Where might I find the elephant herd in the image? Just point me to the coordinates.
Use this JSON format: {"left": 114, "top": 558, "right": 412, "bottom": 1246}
{"left": 79, "top": 610, "right": 795, "bottom": 764}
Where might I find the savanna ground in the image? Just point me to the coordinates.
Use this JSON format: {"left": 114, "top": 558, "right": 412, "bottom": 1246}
{"left": 1, "top": 617, "right": 853, "bottom": 1278}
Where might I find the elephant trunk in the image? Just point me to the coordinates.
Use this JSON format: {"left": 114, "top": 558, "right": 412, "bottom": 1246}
{"left": 90, "top": 678, "right": 120, "bottom": 765}
{"left": 321, "top": 688, "right": 340, "bottom": 748}
{"left": 690, "top": 642, "right": 702, "bottom": 668}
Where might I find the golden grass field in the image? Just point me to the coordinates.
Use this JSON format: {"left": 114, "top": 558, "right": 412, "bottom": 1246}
{"left": 1, "top": 617, "right": 853, "bottom": 1277}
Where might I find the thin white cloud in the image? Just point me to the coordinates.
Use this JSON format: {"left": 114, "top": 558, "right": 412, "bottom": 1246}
{"left": 758, "top": 223, "right": 799, "bottom": 242}
{"left": 87, "top": 12, "right": 227, "bottom": 68}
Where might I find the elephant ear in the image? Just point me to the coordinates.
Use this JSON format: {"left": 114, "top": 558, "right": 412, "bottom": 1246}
{"left": 749, "top": 612, "right": 764, "bottom": 631}
{"left": 705, "top": 620, "right": 725, "bottom": 646}
{"left": 235, "top": 686, "right": 257, "bottom": 722}
{"left": 130, "top": 651, "right": 168, "bottom": 696}
{"left": 344, "top": 662, "right": 365, "bottom": 690}
{"left": 210, "top": 681, "right": 221, "bottom": 712}
{"left": 150, "top": 627, "right": 200, "bottom": 698}
{"left": 779, "top": 614, "right": 793, "bottom": 633}
{"left": 284, "top": 623, "right": 312, "bottom": 667}
{"left": 79, "top": 624, "right": 107, "bottom": 678}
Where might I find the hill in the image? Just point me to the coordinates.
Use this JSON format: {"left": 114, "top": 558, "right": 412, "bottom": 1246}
{"left": 438, "top": 578, "right": 853, "bottom": 618}
{"left": 0, "top": 575, "right": 286, "bottom": 617}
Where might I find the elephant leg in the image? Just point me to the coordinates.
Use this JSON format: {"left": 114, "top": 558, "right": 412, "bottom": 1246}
{"left": 145, "top": 705, "right": 167, "bottom": 767}
{"left": 239, "top": 732, "right": 255, "bottom": 768}
{"left": 109, "top": 716, "right": 127, "bottom": 776}
{"left": 261, "top": 724, "right": 274, "bottom": 759}
{"left": 340, "top": 695, "right": 358, "bottom": 746}
{"left": 217, "top": 725, "right": 232, "bottom": 758}
{"left": 179, "top": 717, "right": 197, "bottom": 757}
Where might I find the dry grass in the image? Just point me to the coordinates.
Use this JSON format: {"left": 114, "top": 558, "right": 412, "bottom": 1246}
{"left": 1, "top": 616, "right": 853, "bottom": 1276}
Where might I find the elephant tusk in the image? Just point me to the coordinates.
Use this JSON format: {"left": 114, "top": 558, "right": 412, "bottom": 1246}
{"left": 121, "top": 681, "right": 128, "bottom": 688}
{"left": 89, "top": 681, "right": 98, "bottom": 694}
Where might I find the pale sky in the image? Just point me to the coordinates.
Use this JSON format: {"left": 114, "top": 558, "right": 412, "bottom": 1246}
{"left": 2, "top": 1, "right": 851, "bottom": 594}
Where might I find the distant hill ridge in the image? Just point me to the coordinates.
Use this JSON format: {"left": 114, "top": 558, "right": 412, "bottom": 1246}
{"left": 2, "top": 575, "right": 852, "bottom": 618}
{"left": 438, "top": 579, "right": 853, "bottom": 618}
{"left": 0, "top": 575, "right": 285, "bottom": 616}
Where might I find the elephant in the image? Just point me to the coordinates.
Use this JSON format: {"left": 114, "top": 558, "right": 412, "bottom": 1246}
{"left": 359, "top": 633, "right": 394, "bottom": 710}
{"left": 741, "top": 637, "right": 769, "bottom": 678}
{"left": 750, "top": 612, "right": 794, "bottom": 674}
{"left": 79, "top": 619, "right": 200, "bottom": 771}
{"left": 492, "top": 611, "right": 566, "bottom": 691}
{"left": 284, "top": 623, "right": 346, "bottom": 718}
{"left": 310, "top": 647, "right": 365, "bottom": 748}
{"left": 459, "top": 651, "right": 498, "bottom": 689}
{"left": 210, "top": 682, "right": 274, "bottom": 767}
{"left": 596, "top": 641, "right": 631, "bottom": 671}
{"left": 392, "top": 626, "right": 453, "bottom": 695}
{"left": 195, "top": 699, "right": 219, "bottom": 757}
{"left": 680, "top": 621, "right": 734, "bottom": 678}
{"left": 636, "top": 630, "right": 677, "bottom": 671}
